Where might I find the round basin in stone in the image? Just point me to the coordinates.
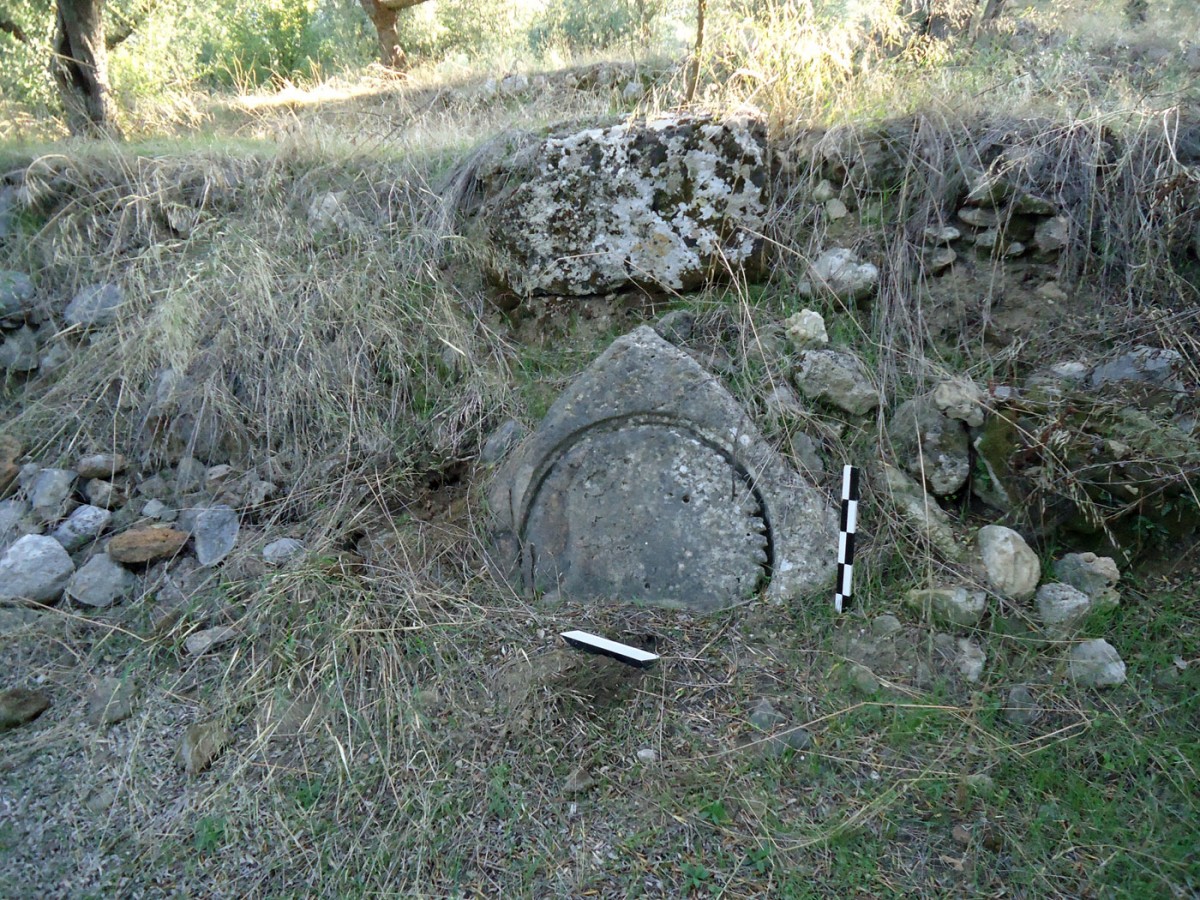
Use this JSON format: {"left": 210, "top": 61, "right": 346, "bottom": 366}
{"left": 521, "top": 423, "right": 770, "bottom": 610}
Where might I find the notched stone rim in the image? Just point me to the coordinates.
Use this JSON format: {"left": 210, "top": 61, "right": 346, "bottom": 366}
{"left": 514, "top": 411, "right": 777, "bottom": 596}
{"left": 489, "top": 325, "right": 838, "bottom": 609}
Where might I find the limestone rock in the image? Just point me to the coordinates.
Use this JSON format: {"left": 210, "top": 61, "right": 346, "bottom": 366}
{"left": 142, "top": 499, "right": 174, "bottom": 521}
{"left": 76, "top": 453, "right": 128, "bottom": 480}
{"left": 50, "top": 504, "right": 112, "bottom": 552}
{"left": 784, "top": 309, "right": 828, "bottom": 351}
{"left": 872, "top": 614, "right": 903, "bottom": 638}
{"left": 66, "top": 554, "right": 139, "bottom": 608}
{"left": 1034, "top": 215, "right": 1070, "bottom": 254}
{"left": 905, "top": 586, "right": 987, "bottom": 628}
{"left": 88, "top": 676, "right": 138, "bottom": 725}
{"left": 107, "top": 526, "right": 188, "bottom": 564}
{"left": 178, "top": 720, "right": 229, "bottom": 774}
{"left": 263, "top": 537, "right": 305, "bottom": 567}
{"left": 955, "top": 638, "right": 986, "bottom": 683}
{"left": 27, "top": 467, "right": 77, "bottom": 524}
{"left": 480, "top": 420, "right": 527, "bottom": 466}
{"left": 812, "top": 179, "right": 837, "bottom": 203}
{"left": 1089, "top": 346, "right": 1184, "bottom": 392}
{"left": 1036, "top": 582, "right": 1095, "bottom": 639}
{"left": 880, "top": 464, "right": 962, "bottom": 559}
{"left": 923, "top": 225, "right": 960, "bottom": 244}
{"left": 174, "top": 457, "right": 206, "bottom": 493}
{"left": 848, "top": 663, "right": 880, "bottom": 695}
{"left": 1066, "top": 639, "right": 1126, "bottom": 688}
{"left": 0, "top": 687, "right": 51, "bottom": 731}
{"left": 1053, "top": 552, "right": 1120, "bottom": 610}
{"left": 0, "top": 326, "right": 38, "bottom": 371}
{"left": 957, "top": 207, "right": 1000, "bottom": 229}
{"left": 1013, "top": 194, "right": 1055, "bottom": 215}
{"left": 307, "top": 191, "right": 363, "bottom": 234}
{"left": 83, "top": 478, "right": 125, "bottom": 509}
{"left": 928, "top": 247, "right": 956, "bottom": 273}
{"left": 185, "top": 505, "right": 239, "bottom": 567}
{"left": 807, "top": 248, "right": 878, "bottom": 302}
{"left": 0, "top": 498, "right": 36, "bottom": 553}
{"left": 794, "top": 349, "right": 879, "bottom": 416}
{"left": 749, "top": 698, "right": 786, "bottom": 731}
{"left": 489, "top": 326, "right": 836, "bottom": 611}
{"left": 64, "top": 283, "right": 124, "bottom": 328}
{"left": 824, "top": 198, "right": 848, "bottom": 219}
{"left": 976, "top": 525, "right": 1039, "bottom": 601}
{"left": 0, "top": 270, "right": 35, "bottom": 320}
{"left": 652, "top": 309, "right": 696, "bottom": 344}
{"left": 932, "top": 379, "right": 986, "bottom": 428}
{"left": 888, "top": 397, "right": 970, "bottom": 495}
{"left": 1004, "top": 683, "right": 1042, "bottom": 727}
{"left": 477, "top": 114, "right": 768, "bottom": 296}
{"left": 0, "top": 534, "right": 74, "bottom": 603}
{"left": 185, "top": 625, "right": 238, "bottom": 656}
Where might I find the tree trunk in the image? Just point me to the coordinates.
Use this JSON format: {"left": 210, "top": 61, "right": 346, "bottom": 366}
{"left": 359, "top": 0, "right": 433, "bottom": 70}
{"left": 979, "top": 0, "right": 1008, "bottom": 27}
{"left": 684, "top": 0, "right": 706, "bottom": 104}
{"left": 0, "top": 18, "right": 30, "bottom": 44}
{"left": 53, "top": 0, "right": 119, "bottom": 138}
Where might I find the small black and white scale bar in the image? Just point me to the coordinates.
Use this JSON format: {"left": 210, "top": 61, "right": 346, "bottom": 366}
{"left": 560, "top": 630, "right": 660, "bottom": 669}
{"left": 835, "top": 464, "right": 860, "bottom": 614}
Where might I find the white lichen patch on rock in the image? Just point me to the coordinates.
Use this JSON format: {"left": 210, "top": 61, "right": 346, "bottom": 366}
{"left": 477, "top": 114, "right": 769, "bottom": 296}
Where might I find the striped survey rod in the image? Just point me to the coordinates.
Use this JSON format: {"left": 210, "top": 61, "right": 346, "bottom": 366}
{"left": 835, "top": 464, "right": 860, "bottom": 613}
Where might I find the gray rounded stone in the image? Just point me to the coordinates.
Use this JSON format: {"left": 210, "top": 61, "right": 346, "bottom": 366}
{"left": 65, "top": 554, "right": 139, "bottom": 608}
{"left": 1053, "top": 552, "right": 1120, "bottom": 610}
{"left": 64, "top": 283, "right": 124, "bottom": 328}
{"left": 189, "top": 505, "right": 239, "bottom": 567}
{"left": 88, "top": 676, "right": 138, "bottom": 725}
{"left": 888, "top": 397, "right": 971, "bottom": 495}
{"left": 976, "top": 525, "right": 1039, "bottom": 601}
{"left": 0, "top": 534, "right": 74, "bottom": 603}
{"left": 1066, "top": 639, "right": 1126, "bottom": 688}
{"left": 0, "top": 270, "right": 34, "bottom": 319}
{"left": 263, "top": 537, "right": 305, "bottom": 566}
{"left": 749, "top": 698, "right": 786, "bottom": 731}
{"left": 1036, "top": 582, "right": 1093, "bottom": 639}
{"left": 0, "top": 326, "right": 39, "bottom": 372}
{"left": 807, "top": 248, "right": 878, "bottom": 301}
{"left": 1004, "top": 684, "right": 1042, "bottom": 727}
{"left": 27, "top": 467, "right": 77, "bottom": 524}
{"left": 51, "top": 504, "right": 112, "bottom": 552}
{"left": 794, "top": 349, "right": 879, "bottom": 417}
{"left": 905, "top": 585, "right": 987, "bottom": 628}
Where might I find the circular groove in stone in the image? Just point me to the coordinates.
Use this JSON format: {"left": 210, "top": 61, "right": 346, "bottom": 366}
{"left": 521, "top": 423, "right": 770, "bottom": 610}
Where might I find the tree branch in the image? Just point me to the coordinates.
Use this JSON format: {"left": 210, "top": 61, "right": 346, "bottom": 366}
{"left": 106, "top": 0, "right": 160, "bottom": 50}
{"left": 0, "top": 18, "right": 31, "bottom": 44}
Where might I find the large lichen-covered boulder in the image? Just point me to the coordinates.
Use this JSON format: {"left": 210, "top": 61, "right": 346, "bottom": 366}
{"left": 475, "top": 113, "right": 769, "bottom": 297}
{"left": 489, "top": 326, "right": 837, "bottom": 612}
